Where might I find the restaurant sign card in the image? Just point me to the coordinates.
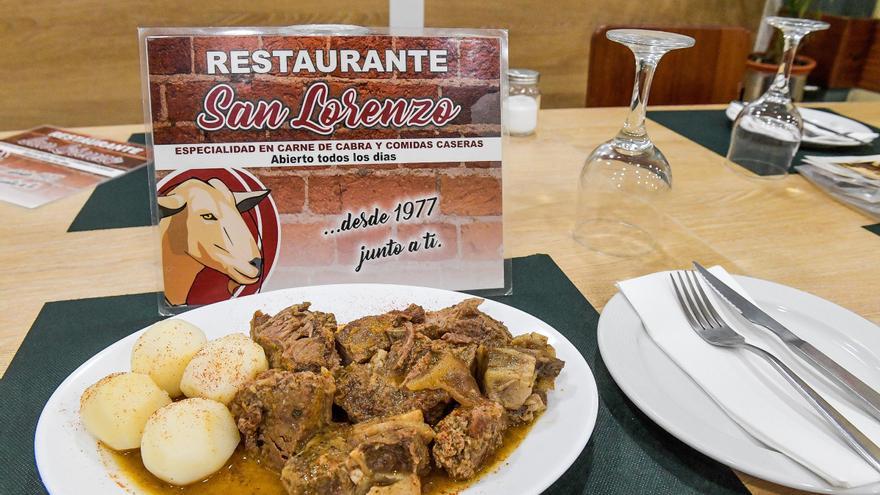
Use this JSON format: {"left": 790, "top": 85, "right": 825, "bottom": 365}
{"left": 139, "top": 26, "right": 508, "bottom": 311}
{"left": 0, "top": 126, "right": 147, "bottom": 208}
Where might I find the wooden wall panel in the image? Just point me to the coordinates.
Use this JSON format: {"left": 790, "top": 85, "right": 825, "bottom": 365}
{"left": 0, "top": 0, "right": 388, "bottom": 130}
{"left": 0, "top": 0, "right": 764, "bottom": 130}
{"left": 587, "top": 26, "right": 751, "bottom": 107}
{"left": 802, "top": 15, "right": 877, "bottom": 88}
{"left": 426, "top": 0, "right": 764, "bottom": 108}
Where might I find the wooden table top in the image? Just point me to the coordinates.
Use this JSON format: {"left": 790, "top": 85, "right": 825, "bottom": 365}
{"left": 3, "top": 102, "right": 879, "bottom": 495}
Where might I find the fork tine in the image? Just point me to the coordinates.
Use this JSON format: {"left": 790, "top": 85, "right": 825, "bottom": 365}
{"left": 684, "top": 271, "right": 721, "bottom": 328}
{"left": 670, "top": 273, "right": 701, "bottom": 330}
{"left": 676, "top": 271, "right": 710, "bottom": 329}
{"left": 690, "top": 271, "right": 725, "bottom": 327}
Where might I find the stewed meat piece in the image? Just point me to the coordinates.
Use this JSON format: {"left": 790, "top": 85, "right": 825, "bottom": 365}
{"left": 365, "top": 475, "right": 421, "bottom": 494}
{"left": 281, "top": 410, "right": 433, "bottom": 495}
{"left": 404, "top": 350, "right": 483, "bottom": 407}
{"left": 480, "top": 346, "right": 537, "bottom": 409}
{"left": 336, "top": 304, "right": 425, "bottom": 364}
{"left": 474, "top": 333, "right": 564, "bottom": 425}
{"left": 511, "top": 332, "right": 565, "bottom": 399}
{"left": 280, "top": 425, "right": 353, "bottom": 494}
{"left": 336, "top": 323, "right": 483, "bottom": 425}
{"left": 387, "top": 328, "right": 479, "bottom": 376}
{"left": 335, "top": 314, "right": 394, "bottom": 365}
{"left": 251, "top": 302, "right": 340, "bottom": 372}
{"left": 230, "top": 369, "right": 335, "bottom": 471}
{"left": 507, "top": 393, "right": 547, "bottom": 425}
{"left": 347, "top": 410, "right": 434, "bottom": 486}
{"left": 432, "top": 400, "right": 507, "bottom": 480}
{"left": 335, "top": 350, "right": 451, "bottom": 424}
{"left": 417, "top": 298, "right": 513, "bottom": 347}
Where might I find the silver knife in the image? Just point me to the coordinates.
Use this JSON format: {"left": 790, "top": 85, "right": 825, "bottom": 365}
{"left": 802, "top": 117, "right": 873, "bottom": 146}
{"left": 693, "top": 262, "right": 880, "bottom": 422}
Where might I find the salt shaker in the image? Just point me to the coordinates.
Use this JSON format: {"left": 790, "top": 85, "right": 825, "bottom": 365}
{"left": 506, "top": 69, "right": 541, "bottom": 136}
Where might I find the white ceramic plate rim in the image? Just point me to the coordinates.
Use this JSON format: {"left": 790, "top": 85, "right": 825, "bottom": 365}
{"left": 724, "top": 102, "right": 873, "bottom": 148}
{"left": 598, "top": 275, "right": 880, "bottom": 494}
{"left": 35, "top": 283, "right": 598, "bottom": 495}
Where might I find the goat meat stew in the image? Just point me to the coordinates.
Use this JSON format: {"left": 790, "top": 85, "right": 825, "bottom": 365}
{"left": 103, "top": 298, "right": 565, "bottom": 494}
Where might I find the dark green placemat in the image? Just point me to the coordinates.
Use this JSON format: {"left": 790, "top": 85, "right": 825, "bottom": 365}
{"left": 0, "top": 292, "right": 163, "bottom": 495}
{"left": 648, "top": 109, "right": 733, "bottom": 159}
{"left": 647, "top": 108, "right": 880, "bottom": 176}
{"left": 489, "top": 256, "right": 747, "bottom": 495}
{"left": 129, "top": 132, "right": 147, "bottom": 146}
{"left": 67, "top": 166, "right": 152, "bottom": 232}
{"left": 0, "top": 254, "right": 747, "bottom": 495}
{"left": 66, "top": 133, "right": 151, "bottom": 232}
{"left": 864, "top": 224, "right": 880, "bottom": 237}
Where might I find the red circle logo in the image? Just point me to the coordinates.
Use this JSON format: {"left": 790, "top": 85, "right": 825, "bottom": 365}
{"left": 157, "top": 168, "right": 279, "bottom": 306}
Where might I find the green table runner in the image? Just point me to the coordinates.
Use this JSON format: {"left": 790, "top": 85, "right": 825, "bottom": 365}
{"left": 0, "top": 254, "right": 747, "bottom": 495}
{"left": 647, "top": 108, "right": 880, "bottom": 176}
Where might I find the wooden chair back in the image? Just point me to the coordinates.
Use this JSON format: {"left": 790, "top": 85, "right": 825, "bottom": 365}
{"left": 857, "top": 23, "right": 880, "bottom": 92}
{"left": 586, "top": 25, "right": 751, "bottom": 107}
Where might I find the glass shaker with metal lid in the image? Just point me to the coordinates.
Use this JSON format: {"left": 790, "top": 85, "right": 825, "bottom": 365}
{"left": 506, "top": 69, "right": 541, "bottom": 136}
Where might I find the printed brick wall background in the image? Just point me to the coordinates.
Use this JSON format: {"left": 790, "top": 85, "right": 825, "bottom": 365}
{"left": 148, "top": 34, "right": 504, "bottom": 291}
{"left": 147, "top": 35, "right": 501, "bottom": 144}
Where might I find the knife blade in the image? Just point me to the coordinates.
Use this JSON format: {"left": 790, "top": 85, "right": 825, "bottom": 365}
{"left": 802, "top": 116, "right": 874, "bottom": 145}
{"left": 693, "top": 261, "right": 880, "bottom": 422}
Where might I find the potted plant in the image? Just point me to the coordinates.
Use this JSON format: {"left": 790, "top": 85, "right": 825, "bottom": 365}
{"left": 743, "top": 0, "right": 820, "bottom": 102}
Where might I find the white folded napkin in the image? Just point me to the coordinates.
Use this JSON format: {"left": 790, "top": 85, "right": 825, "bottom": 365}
{"left": 617, "top": 267, "right": 880, "bottom": 488}
{"left": 726, "top": 101, "right": 878, "bottom": 146}
{"left": 803, "top": 124, "right": 879, "bottom": 146}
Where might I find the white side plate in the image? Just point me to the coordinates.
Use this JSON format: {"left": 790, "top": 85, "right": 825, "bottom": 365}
{"left": 599, "top": 275, "right": 880, "bottom": 494}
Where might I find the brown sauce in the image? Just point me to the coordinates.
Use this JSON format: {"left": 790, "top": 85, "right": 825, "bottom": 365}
{"left": 421, "top": 419, "right": 537, "bottom": 495}
{"left": 101, "top": 418, "right": 537, "bottom": 495}
{"left": 101, "top": 446, "right": 285, "bottom": 495}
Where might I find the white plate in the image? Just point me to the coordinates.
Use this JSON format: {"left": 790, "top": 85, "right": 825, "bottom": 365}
{"left": 599, "top": 275, "right": 880, "bottom": 494}
{"left": 725, "top": 102, "right": 876, "bottom": 148}
{"left": 35, "top": 284, "right": 598, "bottom": 495}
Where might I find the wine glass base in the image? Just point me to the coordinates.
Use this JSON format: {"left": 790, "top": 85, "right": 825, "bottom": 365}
{"left": 606, "top": 29, "right": 696, "bottom": 51}
{"left": 765, "top": 16, "right": 831, "bottom": 35}
{"left": 572, "top": 219, "right": 658, "bottom": 258}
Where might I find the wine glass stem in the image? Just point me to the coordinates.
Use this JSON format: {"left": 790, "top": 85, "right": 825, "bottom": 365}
{"left": 769, "top": 33, "right": 804, "bottom": 98}
{"left": 615, "top": 54, "right": 658, "bottom": 153}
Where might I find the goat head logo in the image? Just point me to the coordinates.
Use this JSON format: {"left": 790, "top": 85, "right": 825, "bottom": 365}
{"left": 157, "top": 172, "right": 278, "bottom": 306}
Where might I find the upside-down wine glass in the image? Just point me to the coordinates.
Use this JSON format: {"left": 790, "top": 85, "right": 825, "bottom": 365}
{"left": 726, "top": 16, "right": 829, "bottom": 178}
{"left": 573, "top": 29, "right": 695, "bottom": 257}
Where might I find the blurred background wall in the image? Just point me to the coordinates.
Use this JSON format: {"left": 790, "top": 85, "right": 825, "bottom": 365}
{"left": 0, "top": 0, "right": 869, "bottom": 129}
{"left": 427, "top": 1, "right": 764, "bottom": 107}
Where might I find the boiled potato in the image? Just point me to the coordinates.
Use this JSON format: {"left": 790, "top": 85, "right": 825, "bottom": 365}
{"left": 80, "top": 372, "right": 171, "bottom": 451}
{"left": 140, "top": 398, "right": 240, "bottom": 485}
{"left": 180, "top": 333, "right": 268, "bottom": 404}
{"left": 131, "top": 319, "right": 207, "bottom": 397}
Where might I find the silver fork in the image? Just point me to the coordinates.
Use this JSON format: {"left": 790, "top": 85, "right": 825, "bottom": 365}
{"left": 670, "top": 270, "right": 880, "bottom": 473}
